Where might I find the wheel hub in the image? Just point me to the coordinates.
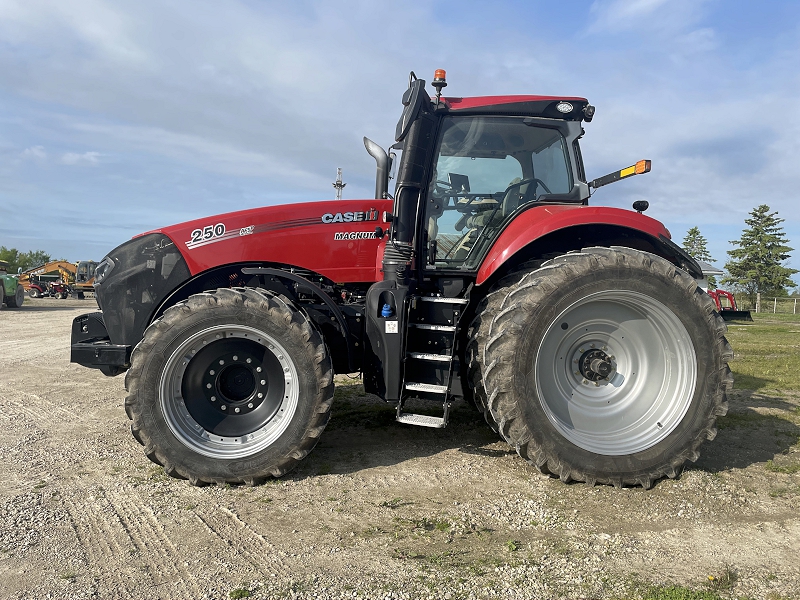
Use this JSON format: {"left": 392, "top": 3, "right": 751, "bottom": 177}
{"left": 578, "top": 348, "right": 614, "bottom": 382}
{"left": 199, "top": 350, "right": 267, "bottom": 415}
{"left": 181, "top": 337, "right": 286, "bottom": 437}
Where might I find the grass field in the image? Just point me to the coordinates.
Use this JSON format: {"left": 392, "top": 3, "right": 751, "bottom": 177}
{"left": 724, "top": 313, "right": 800, "bottom": 392}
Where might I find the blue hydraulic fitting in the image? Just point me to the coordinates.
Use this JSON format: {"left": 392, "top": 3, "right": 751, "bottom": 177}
{"left": 381, "top": 303, "right": 394, "bottom": 318}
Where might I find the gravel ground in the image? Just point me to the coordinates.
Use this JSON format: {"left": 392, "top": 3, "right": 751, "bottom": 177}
{"left": 1, "top": 298, "right": 799, "bottom": 600}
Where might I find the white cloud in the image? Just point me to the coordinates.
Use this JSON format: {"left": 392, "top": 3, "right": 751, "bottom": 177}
{"left": 588, "top": 0, "right": 713, "bottom": 35}
{"left": 20, "top": 145, "right": 46, "bottom": 160}
{"left": 60, "top": 151, "right": 101, "bottom": 165}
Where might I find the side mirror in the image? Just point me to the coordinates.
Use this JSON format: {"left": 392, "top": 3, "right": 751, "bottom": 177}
{"left": 590, "top": 160, "right": 651, "bottom": 190}
{"left": 395, "top": 76, "right": 429, "bottom": 142}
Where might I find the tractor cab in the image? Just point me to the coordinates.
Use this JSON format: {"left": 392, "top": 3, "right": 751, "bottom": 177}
{"left": 421, "top": 113, "right": 586, "bottom": 270}
{"left": 362, "top": 71, "right": 596, "bottom": 420}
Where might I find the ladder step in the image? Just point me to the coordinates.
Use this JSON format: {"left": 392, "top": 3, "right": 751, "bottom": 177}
{"left": 408, "top": 323, "right": 456, "bottom": 332}
{"left": 405, "top": 382, "right": 448, "bottom": 394}
{"left": 407, "top": 352, "right": 452, "bottom": 362}
{"left": 396, "top": 412, "right": 446, "bottom": 428}
{"left": 417, "top": 296, "right": 469, "bottom": 304}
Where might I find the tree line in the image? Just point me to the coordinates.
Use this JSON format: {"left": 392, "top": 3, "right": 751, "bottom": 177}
{"left": 0, "top": 247, "right": 52, "bottom": 273}
{"left": 682, "top": 204, "right": 797, "bottom": 302}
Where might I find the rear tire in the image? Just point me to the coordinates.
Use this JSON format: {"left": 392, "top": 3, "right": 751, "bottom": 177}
{"left": 124, "top": 287, "right": 334, "bottom": 485}
{"left": 472, "top": 247, "right": 732, "bottom": 488}
{"left": 28, "top": 288, "right": 39, "bottom": 298}
{"left": 6, "top": 285, "right": 24, "bottom": 308}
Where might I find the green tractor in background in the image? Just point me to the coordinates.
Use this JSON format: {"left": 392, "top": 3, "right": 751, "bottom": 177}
{"left": 0, "top": 260, "right": 25, "bottom": 309}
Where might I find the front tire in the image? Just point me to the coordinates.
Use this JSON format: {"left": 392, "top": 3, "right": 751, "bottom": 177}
{"left": 472, "top": 247, "right": 732, "bottom": 488}
{"left": 124, "top": 288, "right": 334, "bottom": 485}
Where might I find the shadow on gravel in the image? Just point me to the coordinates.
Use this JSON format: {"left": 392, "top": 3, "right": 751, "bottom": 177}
{"left": 16, "top": 305, "right": 88, "bottom": 312}
{"left": 290, "top": 383, "right": 505, "bottom": 478}
{"left": 695, "top": 389, "right": 800, "bottom": 474}
{"left": 300, "top": 383, "right": 800, "bottom": 481}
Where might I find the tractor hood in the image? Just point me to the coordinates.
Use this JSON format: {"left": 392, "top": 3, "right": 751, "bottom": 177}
{"left": 144, "top": 199, "right": 393, "bottom": 283}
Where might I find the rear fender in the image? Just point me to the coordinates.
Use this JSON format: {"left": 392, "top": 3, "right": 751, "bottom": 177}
{"left": 475, "top": 205, "right": 702, "bottom": 286}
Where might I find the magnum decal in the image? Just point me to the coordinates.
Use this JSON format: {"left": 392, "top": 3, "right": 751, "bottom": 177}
{"left": 333, "top": 231, "right": 378, "bottom": 240}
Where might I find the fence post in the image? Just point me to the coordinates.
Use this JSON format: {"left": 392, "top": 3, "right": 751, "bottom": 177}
{"left": 756, "top": 292, "right": 760, "bottom": 313}
{"left": 795, "top": 298, "right": 797, "bottom": 314}
{"left": 774, "top": 297, "right": 777, "bottom": 313}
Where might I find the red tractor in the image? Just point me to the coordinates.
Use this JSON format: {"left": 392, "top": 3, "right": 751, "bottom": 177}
{"left": 707, "top": 289, "right": 753, "bottom": 321}
{"left": 71, "top": 70, "right": 731, "bottom": 488}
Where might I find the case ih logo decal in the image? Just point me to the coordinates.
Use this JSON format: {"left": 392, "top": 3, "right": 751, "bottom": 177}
{"left": 334, "top": 231, "right": 377, "bottom": 241}
{"left": 321, "top": 209, "right": 378, "bottom": 224}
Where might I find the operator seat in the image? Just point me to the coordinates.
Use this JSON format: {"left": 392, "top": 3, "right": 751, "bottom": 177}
{"left": 501, "top": 178, "right": 538, "bottom": 217}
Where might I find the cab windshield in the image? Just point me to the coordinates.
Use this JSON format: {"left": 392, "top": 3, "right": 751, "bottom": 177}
{"left": 424, "top": 115, "right": 572, "bottom": 269}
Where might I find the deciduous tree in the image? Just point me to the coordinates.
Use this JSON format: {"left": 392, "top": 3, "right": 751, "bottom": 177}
{"left": 0, "top": 247, "right": 51, "bottom": 272}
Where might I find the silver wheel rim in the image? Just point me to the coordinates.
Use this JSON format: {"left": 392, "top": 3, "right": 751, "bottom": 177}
{"left": 535, "top": 290, "right": 697, "bottom": 455}
{"left": 160, "top": 324, "right": 299, "bottom": 459}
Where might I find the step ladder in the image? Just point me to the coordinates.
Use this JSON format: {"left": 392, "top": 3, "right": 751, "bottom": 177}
{"left": 396, "top": 296, "right": 468, "bottom": 428}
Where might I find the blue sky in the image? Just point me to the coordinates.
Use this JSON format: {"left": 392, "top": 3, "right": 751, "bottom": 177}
{"left": 1, "top": 0, "right": 798, "bottom": 285}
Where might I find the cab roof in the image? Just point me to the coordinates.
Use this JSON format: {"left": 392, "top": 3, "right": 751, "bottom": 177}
{"left": 442, "top": 95, "right": 590, "bottom": 121}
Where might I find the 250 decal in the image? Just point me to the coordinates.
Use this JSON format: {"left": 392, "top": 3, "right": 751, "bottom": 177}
{"left": 189, "top": 223, "right": 226, "bottom": 244}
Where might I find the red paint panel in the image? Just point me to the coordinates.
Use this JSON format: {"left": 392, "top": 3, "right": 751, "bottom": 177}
{"left": 146, "top": 199, "right": 393, "bottom": 283}
{"left": 476, "top": 205, "right": 671, "bottom": 285}
{"left": 445, "top": 95, "right": 587, "bottom": 110}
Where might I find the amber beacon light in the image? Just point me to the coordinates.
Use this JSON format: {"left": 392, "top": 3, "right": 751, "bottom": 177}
{"left": 432, "top": 69, "right": 447, "bottom": 103}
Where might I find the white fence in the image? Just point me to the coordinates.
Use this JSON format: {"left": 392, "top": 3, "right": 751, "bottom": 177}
{"left": 734, "top": 293, "right": 799, "bottom": 314}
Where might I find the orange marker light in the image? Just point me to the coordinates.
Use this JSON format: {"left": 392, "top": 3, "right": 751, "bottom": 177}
{"left": 433, "top": 69, "right": 446, "bottom": 82}
{"left": 635, "top": 159, "right": 651, "bottom": 175}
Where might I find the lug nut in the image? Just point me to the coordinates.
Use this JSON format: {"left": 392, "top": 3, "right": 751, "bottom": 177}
{"left": 210, "top": 369, "right": 215, "bottom": 375}
{"left": 233, "top": 355, "right": 238, "bottom": 361}
{"left": 256, "top": 367, "right": 262, "bottom": 373}
{"left": 246, "top": 358, "right": 252, "bottom": 364}
{"left": 234, "top": 407, "right": 240, "bottom": 413}
{"left": 260, "top": 380, "right": 266, "bottom": 385}
{"left": 219, "top": 360, "right": 225, "bottom": 365}
{"left": 206, "top": 383, "right": 212, "bottom": 389}
{"left": 247, "top": 403, "right": 253, "bottom": 408}
{"left": 211, "top": 396, "right": 216, "bottom": 402}
{"left": 257, "top": 393, "right": 263, "bottom": 399}
{"left": 221, "top": 405, "right": 227, "bottom": 411}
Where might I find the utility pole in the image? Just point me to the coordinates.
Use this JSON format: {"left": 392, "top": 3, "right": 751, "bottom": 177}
{"left": 332, "top": 168, "right": 346, "bottom": 200}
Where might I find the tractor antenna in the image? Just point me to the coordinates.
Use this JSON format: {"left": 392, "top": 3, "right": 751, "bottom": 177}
{"left": 332, "top": 167, "right": 346, "bottom": 200}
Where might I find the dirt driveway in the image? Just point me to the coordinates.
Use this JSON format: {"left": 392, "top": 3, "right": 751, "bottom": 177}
{"left": 1, "top": 299, "right": 799, "bottom": 599}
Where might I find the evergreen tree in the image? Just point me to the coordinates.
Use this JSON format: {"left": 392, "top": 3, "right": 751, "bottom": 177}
{"left": 723, "top": 205, "right": 798, "bottom": 303}
{"left": 682, "top": 226, "right": 717, "bottom": 287}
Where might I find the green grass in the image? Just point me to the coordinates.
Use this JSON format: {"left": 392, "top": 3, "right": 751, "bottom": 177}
{"left": 627, "top": 586, "right": 735, "bottom": 600}
{"left": 765, "top": 459, "right": 800, "bottom": 474}
{"left": 724, "top": 314, "right": 800, "bottom": 391}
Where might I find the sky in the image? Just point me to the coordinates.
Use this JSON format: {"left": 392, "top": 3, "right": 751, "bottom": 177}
{"left": 0, "top": 0, "right": 798, "bottom": 285}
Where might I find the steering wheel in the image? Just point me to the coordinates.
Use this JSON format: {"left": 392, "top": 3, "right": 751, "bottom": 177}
{"left": 430, "top": 179, "right": 455, "bottom": 200}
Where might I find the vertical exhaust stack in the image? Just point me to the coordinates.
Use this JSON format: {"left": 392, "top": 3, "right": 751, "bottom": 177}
{"left": 363, "top": 137, "right": 389, "bottom": 200}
